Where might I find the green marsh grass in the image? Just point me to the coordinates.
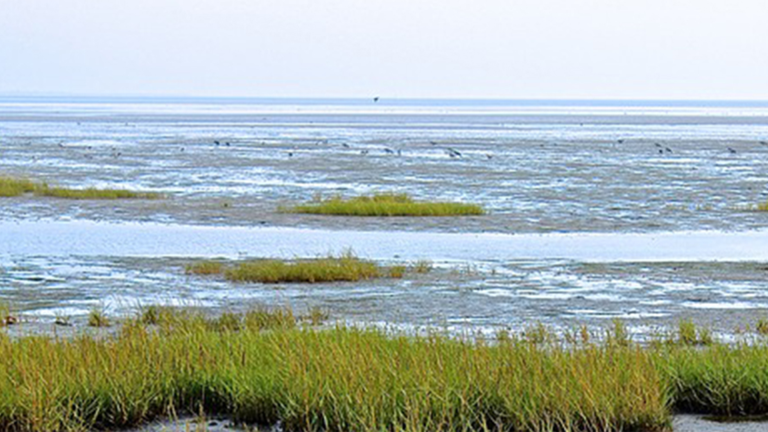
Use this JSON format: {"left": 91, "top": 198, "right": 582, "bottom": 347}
{"left": 0, "top": 176, "right": 37, "bottom": 197}
{"left": 0, "top": 175, "right": 162, "bottom": 199}
{"left": 412, "top": 259, "right": 433, "bottom": 274}
{"left": 185, "top": 261, "right": 226, "bottom": 276}
{"left": 225, "top": 255, "right": 381, "bottom": 283}
{"left": 674, "top": 319, "right": 713, "bottom": 346}
{"left": 187, "top": 254, "right": 407, "bottom": 284}
{"left": 285, "top": 192, "right": 485, "bottom": 216}
{"left": 7, "top": 309, "right": 768, "bottom": 430}
{"left": 757, "top": 318, "right": 768, "bottom": 336}
{"left": 0, "top": 310, "right": 671, "bottom": 432}
{"left": 87, "top": 307, "right": 110, "bottom": 327}
{"left": 36, "top": 185, "right": 161, "bottom": 200}
{"left": 657, "top": 344, "right": 768, "bottom": 416}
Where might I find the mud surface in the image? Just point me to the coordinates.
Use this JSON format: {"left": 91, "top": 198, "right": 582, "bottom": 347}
{"left": 2, "top": 99, "right": 768, "bottom": 339}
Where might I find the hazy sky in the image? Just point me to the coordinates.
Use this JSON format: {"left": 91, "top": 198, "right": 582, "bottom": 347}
{"left": 1, "top": 0, "right": 767, "bottom": 100}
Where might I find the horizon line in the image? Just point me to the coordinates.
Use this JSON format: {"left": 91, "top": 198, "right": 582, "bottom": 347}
{"left": 2, "top": 93, "right": 768, "bottom": 106}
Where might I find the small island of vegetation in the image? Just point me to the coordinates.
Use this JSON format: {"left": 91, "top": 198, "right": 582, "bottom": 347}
{"left": 185, "top": 253, "right": 418, "bottom": 283}
{"left": 282, "top": 192, "right": 485, "bottom": 216}
{"left": 0, "top": 176, "right": 163, "bottom": 200}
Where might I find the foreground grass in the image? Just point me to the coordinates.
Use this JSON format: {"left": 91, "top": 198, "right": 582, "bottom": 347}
{"left": 0, "top": 176, "right": 162, "bottom": 200}
{"left": 284, "top": 193, "right": 485, "bottom": 216}
{"left": 186, "top": 253, "right": 408, "bottom": 283}
{"left": 6, "top": 311, "right": 768, "bottom": 431}
{"left": 0, "top": 311, "right": 669, "bottom": 432}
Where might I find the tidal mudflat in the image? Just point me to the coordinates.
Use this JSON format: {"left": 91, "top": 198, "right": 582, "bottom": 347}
{"left": 2, "top": 98, "right": 768, "bottom": 430}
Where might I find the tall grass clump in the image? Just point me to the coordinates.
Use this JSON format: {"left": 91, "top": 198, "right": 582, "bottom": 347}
{"left": 285, "top": 193, "right": 485, "bottom": 216}
{"left": 185, "top": 253, "right": 409, "bottom": 284}
{"left": 225, "top": 254, "right": 382, "bottom": 283}
{"left": 0, "top": 175, "right": 162, "bottom": 199}
{"left": 0, "top": 313, "right": 671, "bottom": 432}
{"left": 412, "top": 259, "right": 433, "bottom": 274}
{"left": 658, "top": 343, "right": 768, "bottom": 416}
{"left": 185, "top": 261, "right": 225, "bottom": 276}
{"left": 87, "top": 307, "right": 110, "bottom": 327}
{"left": 674, "top": 319, "right": 713, "bottom": 346}
{"left": 36, "top": 185, "right": 162, "bottom": 200}
{"left": 0, "top": 176, "right": 38, "bottom": 197}
{"left": 9, "top": 309, "right": 768, "bottom": 431}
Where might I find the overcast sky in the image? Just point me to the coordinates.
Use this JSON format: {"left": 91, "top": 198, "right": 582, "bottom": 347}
{"left": 1, "top": 0, "right": 767, "bottom": 100}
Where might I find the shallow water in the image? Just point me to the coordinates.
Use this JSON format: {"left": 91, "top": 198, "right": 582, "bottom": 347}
{"left": 2, "top": 220, "right": 768, "bottom": 337}
{"left": 2, "top": 99, "right": 768, "bottom": 233}
{"left": 2, "top": 98, "right": 768, "bottom": 338}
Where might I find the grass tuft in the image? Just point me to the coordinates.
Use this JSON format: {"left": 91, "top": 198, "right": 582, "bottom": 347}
{"left": 185, "top": 253, "right": 411, "bottom": 284}
{"left": 0, "top": 176, "right": 37, "bottom": 197}
{"left": 0, "top": 175, "right": 162, "bottom": 199}
{"left": 87, "top": 307, "right": 110, "bottom": 327}
{"left": 185, "top": 261, "right": 225, "bottom": 276}
{"left": 37, "top": 185, "right": 162, "bottom": 200}
{"left": 225, "top": 254, "right": 381, "bottom": 283}
{"left": 284, "top": 192, "right": 485, "bottom": 216}
{"left": 674, "top": 319, "right": 713, "bottom": 346}
{"left": 757, "top": 318, "right": 768, "bottom": 336}
{"left": 412, "top": 259, "right": 434, "bottom": 274}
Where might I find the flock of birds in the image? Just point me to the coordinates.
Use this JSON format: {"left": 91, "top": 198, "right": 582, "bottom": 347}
{"left": 43, "top": 131, "right": 768, "bottom": 163}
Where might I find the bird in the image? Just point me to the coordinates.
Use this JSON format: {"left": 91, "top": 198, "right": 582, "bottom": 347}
{"left": 665, "top": 147, "right": 673, "bottom": 153}
{"left": 373, "top": 96, "right": 380, "bottom": 103}
{"left": 383, "top": 148, "right": 396, "bottom": 155}
{"left": 728, "top": 147, "right": 737, "bottom": 154}
{"left": 214, "top": 140, "right": 220, "bottom": 146}
{"left": 617, "top": 139, "right": 624, "bottom": 144}
{"left": 446, "top": 148, "right": 462, "bottom": 158}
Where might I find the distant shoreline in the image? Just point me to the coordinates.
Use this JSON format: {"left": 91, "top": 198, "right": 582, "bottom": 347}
{"left": 2, "top": 94, "right": 768, "bottom": 108}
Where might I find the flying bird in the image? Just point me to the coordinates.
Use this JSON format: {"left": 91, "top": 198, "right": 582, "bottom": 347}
{"left": 446, "top": 148, "right": 462, "bottom": 158}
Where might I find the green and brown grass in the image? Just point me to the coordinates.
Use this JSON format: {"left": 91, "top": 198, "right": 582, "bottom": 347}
{"left": 4, "top": 310, "right": 768, "bottom": 431}
{"left": 0, "top": 175, "right": 162, "bottom": 200}
{"left": 283, "top": 193, "right": 485, "bottom": 217}
{"left": 0, "top": 177, "right": 37, "bottom": 197}
{"left": 186, "top": 253, "right": 404, "bottom": 283}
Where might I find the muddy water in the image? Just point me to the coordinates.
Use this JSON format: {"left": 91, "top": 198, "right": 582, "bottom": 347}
{"left": 2, "top": 98, "right": 768, "bottom": 340}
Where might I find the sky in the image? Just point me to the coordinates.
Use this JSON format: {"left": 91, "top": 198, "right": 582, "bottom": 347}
{"left": 1, "top": 0, "right": 768, "bottom": 100}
